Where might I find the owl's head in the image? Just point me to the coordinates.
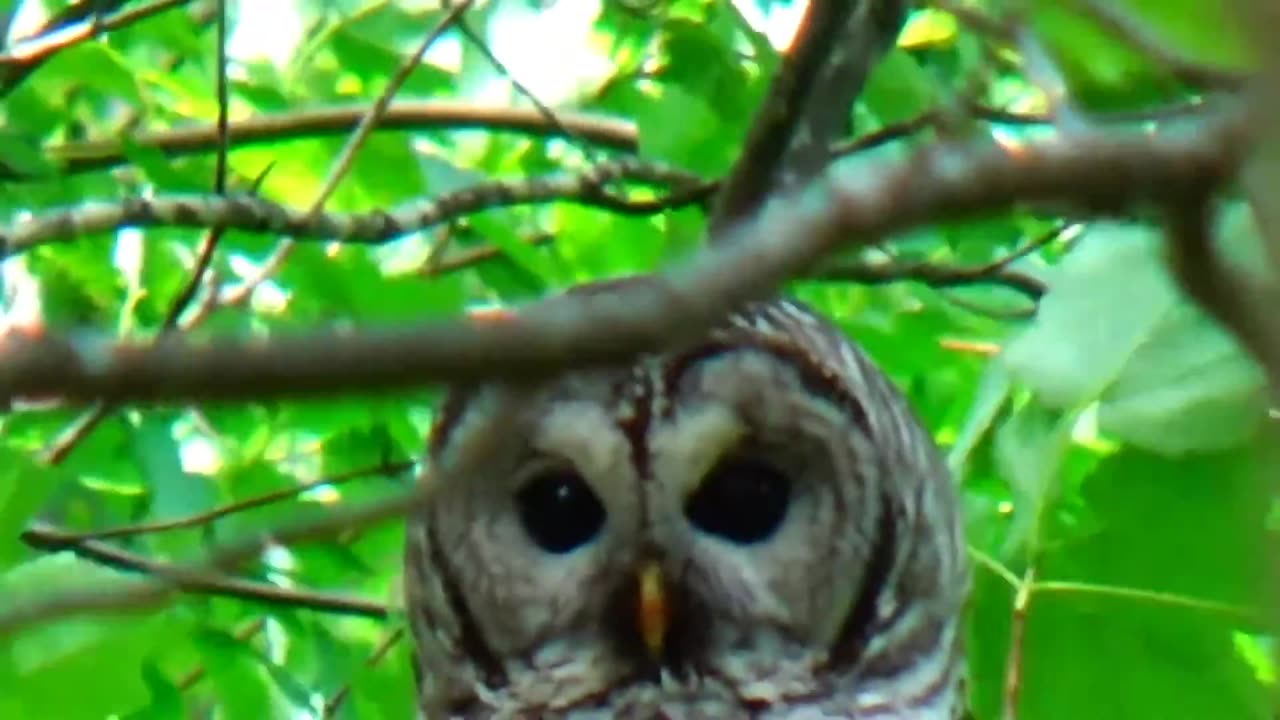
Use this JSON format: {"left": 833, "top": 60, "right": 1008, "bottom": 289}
{"left": 404, "top": 286, "right": 967, "bottom": 719}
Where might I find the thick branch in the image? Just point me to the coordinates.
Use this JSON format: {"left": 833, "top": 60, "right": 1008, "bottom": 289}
{"left": 1163, "top": 195, "right": 1280, "bottom": 392}
{"left": 710, "top": 0, "right": 904, "bottom": 233}
{"left": 0, "top": 109, "right": 1247, "bottom": 406}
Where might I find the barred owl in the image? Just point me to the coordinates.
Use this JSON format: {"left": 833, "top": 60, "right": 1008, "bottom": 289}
{"left": 403, "top": 282, "right": 968, "bottom": 719}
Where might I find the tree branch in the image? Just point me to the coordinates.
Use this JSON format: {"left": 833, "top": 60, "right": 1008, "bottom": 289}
{"left": 0, "top": 159, "right": 707, "bottom": 256}
{"left": 20, "top": 522, "right": 389, "bottom": 619}
{"left": 0, "top": 108, "right": 1247, "bottom": 406}
{"left": 1163, "top": 194, "right": 1280, "bottom": 393}
{"left": 47, "top": 459, "right": 414, "bottom": 542}
{"left": 710, "top": 0, "right": 905, "bottom": 234}
{"left": 0, "top": 0, "right": 194, "bottom": 96}
{"left": 0, "top": 483, "right": 420, "bottom": 634}
{"left": 813, "top": 222, "right": 1067, "bottom": 300}
{"left": 23, "top": 102, "right": 637, "bottom": 182}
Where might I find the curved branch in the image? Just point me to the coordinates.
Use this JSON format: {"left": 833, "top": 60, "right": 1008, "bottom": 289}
{"left": 0, "top": 109, "right": 1246, "bottom": 407}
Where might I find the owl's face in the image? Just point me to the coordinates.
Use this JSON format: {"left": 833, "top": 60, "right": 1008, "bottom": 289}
{"left": 405, "top": 294, "right": 966, "bottom": 720}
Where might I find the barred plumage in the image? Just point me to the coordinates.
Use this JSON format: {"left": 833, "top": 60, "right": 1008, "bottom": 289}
{"left": 403, "top": 281, "right": 967, "bottom": 719}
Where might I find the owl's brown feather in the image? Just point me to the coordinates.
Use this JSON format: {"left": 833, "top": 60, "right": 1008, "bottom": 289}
{"left": 404, "top": 290, "right": 967, "bottom": 719}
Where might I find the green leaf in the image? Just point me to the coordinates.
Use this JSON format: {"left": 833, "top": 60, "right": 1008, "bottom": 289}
{"left": 0, "top": 555, "right": 175, "bottom": 720}
{"left": 948, "top": 360, "right": 1012, "bottom": 475}
{"left": 196, "top": 626, "right": 310, "bottom": 720}
{"left": 1112, "top": 0, "right": 1252, "bottom": 70}
{"left": 0, "top": 128, "right": 56, "bottom": 178}
{"left": 994, "top": 399, "right": 1075, "bottom": 556}
{"left": 635, "top": 82, "right": 732, "bottom": 174}
{"left": 30, "top": 43, "right": 142, "bottom": 104}
{"left": 1002, "top": 223, "right": 1263, "bottom": 454}
{"left": 0, "top": 447, "right": 60, "bottom": 567}
{"left": 1098, "top": 300, "right": 1265, "bottom": 453}
{"left": 1017, "top": 448, "right": 1273, "bottom": 719}
{"left": 1024, "top": 0, "right": 1183, "bottom": 108}
{"left": 860, "top": 48, "right": 937, "bottom": 124}
{"left": 120, "top": 663, "right": 186, "bottom": 720}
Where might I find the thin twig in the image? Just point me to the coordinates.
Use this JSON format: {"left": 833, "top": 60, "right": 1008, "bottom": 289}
{"left": 218, "top": 0, "right": 476, "bottom": 308}
{"left": 20, "top": 103, "right": 638, "bottom": 181}
{"left": 20, "top": 523, "right": 390, "bottom": 618}
{"left": 37, "top": 3, "right": 249, "bottom": 468}
{"left": 449, "top": 8, "right": 595, "bottom": 160}
{"left": 20, "top": 98, "right": 1217, "bottom": 185}
{"left": 816, "top": 259, "right": 1045, "bottom": 298}
{"left": 420, "top": 232, "right": 555, "bottom": 276}
{"left": 0, "top": 485, "right": 422, "bottom": 634}
{"left": 48, "top": 459, "right": 413, "bottom": 541}
{"left": 815, "top": 221, "right": 1071, "bottom": 299}
{"left": 0, "top": 0, "right": 193, "bottom": 96}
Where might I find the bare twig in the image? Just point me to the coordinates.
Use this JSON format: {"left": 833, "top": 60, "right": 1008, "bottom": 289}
{"left": 20, "top": 523, "right": 389, "bottom": 618}
{"left": 37, "top": 4, "right": 248, "bottom": 467}
{"left": 0, "top": 0, "right": 193, "bottom": 95}
{"left": 814, "top": 223, "right": 1067, "bottom": 300}
{"left": 816, "top": 259, "right": 1045, "bottom": 298}
{"left": 24, "top": 98, "right": 1216, "bottom": 185}
{"left": 47, "top": 459, "right": 413, "bottom": 541}
{"left": 830, "top": 99, "right": 1219, "bottom": 157}
{"left": 0, "top": 480, "right": 420, "bottom": 634}
{"left": 218, "top": 0, "right": 475, "bottom": 308}
{"left": 0, "top": 108, "right": 1248, "bottom": 406}
{"left": 420, "top": 232, "right": 556, "bottom": 276}
{"left": 20, "top": 102, "right": 638, "bottom": 181}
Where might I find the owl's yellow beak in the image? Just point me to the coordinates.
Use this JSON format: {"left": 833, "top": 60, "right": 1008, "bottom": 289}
{"left": 636, "top": 561, "right": 669, "bottom": 661}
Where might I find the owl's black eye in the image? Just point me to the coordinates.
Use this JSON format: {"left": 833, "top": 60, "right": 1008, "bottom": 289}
{"left": 685, "top": 456, "right": 790, "bottom": 544}
{"left": 516, "top": 469, "right": 605, "bottom": 554}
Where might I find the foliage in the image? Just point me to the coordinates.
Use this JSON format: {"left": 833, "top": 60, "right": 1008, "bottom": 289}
{"left": 0, "top": 1, "right": 1274, "bottom": 718}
